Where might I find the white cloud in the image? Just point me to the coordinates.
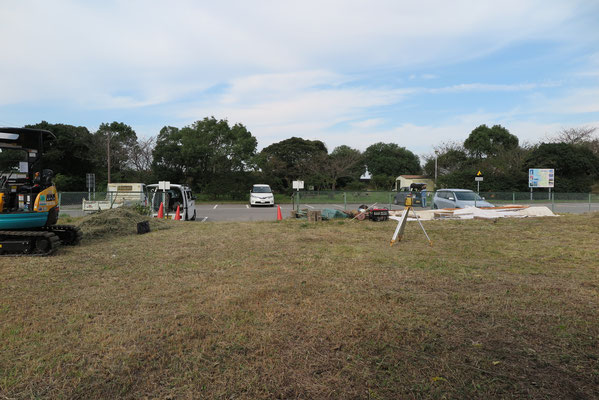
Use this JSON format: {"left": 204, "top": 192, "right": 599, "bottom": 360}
{"left": 0, "top": 0, "right": 590, "bottom": 107}
{"left": 350, "top": 119, "right": 386, "bottom": 129}
{"left": 428, "top": 82, "right": 558, "bottom": 93}
{"left": 0, "top": 0, "right": 597, "bottom": 155}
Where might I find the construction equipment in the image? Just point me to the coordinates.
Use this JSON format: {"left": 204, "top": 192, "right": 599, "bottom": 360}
{"left": 369, "top": 208, "right": 389, "bottom": 222}
{"left": 390, "top": 194, "right": 432, "bottom": 247}
{"left": 0, "top": 127, "right": 82, "bottom": 256}
{"left": 394, "top": 183, "right": 428, "bottom": 207}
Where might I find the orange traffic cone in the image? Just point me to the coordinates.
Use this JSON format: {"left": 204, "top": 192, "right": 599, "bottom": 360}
{"left": 157, "top": 202, "right": 164, "bottom": 218}
{"left": 276, "top": 205, "right": 282, "bottom": 221}
{"left": 175, "top": 205, "right": 181, "bottom": 220}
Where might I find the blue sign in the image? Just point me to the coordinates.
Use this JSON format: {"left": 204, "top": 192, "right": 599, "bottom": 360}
{"left": 529, "top": 169, "right": 554, "bottom": 188}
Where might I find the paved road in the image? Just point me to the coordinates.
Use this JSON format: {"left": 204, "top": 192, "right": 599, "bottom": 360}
{"left": 61, "top": 201, "right": 599, "bottom": 221}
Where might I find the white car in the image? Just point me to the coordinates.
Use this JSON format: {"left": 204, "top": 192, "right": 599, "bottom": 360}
{"left": 250, "top": 184, "right": 275, "bottom": 207}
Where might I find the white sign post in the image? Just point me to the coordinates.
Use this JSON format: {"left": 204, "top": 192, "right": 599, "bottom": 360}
{"left": 292, "top": 181, "right": 304, "bottom": 212}
{"left": 158, "top": 181, "right": 171, "bottom": 216}
{"left": 86, "top": 173, "right": 95, "bottom": 200}
{"left": 292, "top": 180, "right": 304, "bottom": 191}
{"left": 475, "top": 171, "right": 484, "bottom": 193}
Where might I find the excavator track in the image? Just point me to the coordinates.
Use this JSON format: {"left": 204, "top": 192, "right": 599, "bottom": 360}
{"left": 0, "top": 230, "right": 61, "bottom": 256}
{"left": 38, "top": 225, "right": 83, "bottom": 245}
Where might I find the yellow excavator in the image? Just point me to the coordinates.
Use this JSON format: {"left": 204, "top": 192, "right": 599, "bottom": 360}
{"left": 0, "top": 127, "right": 82, "bottom": 256}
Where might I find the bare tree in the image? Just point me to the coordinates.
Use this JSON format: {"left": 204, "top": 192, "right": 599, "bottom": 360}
{"left": 549, "top": 126, "right": 597, "bottom": 144}
{"left": 127, "top": 136, "right": 155, "bottom": 181}
{"left": 547, "top": 126, "right": 599, "bottom": 156}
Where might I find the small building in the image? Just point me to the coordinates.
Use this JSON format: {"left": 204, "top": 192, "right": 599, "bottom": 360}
{"left": 395, "top": 175, "right": 435, "bottom": 191}
{"left": 359, "top": 169, "right": 371, "bottom": 183}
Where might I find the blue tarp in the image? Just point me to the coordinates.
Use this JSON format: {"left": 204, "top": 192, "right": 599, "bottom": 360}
{"left": 321, "top": 208, "right": 348, "bottom": 220}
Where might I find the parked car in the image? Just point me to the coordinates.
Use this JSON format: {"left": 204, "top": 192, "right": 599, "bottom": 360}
{"left": 433, "top": 189, "right": 494, "bottom": 209}
{"left": 148, "top": 183, "right": 196, "bottom": 220}
{"left": 250, "top": 184, "right": 275, "bottom": 207}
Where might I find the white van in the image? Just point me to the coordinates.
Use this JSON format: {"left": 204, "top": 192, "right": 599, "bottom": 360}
{"left": 249, "top": 184, "right": 274, "bottom": 207}
{"left": 148, "top": 184, "right": 196, "bottom": 220}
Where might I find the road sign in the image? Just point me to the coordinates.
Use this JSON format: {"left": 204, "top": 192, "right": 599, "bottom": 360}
{"left": 476, "top": 170, "right": 483, "bottom": 176}
{"left": 292, "top": 180, "right": 304, "bottom": 190}
{"left": 475, "top": 177, "right": 484, "bottom": 182}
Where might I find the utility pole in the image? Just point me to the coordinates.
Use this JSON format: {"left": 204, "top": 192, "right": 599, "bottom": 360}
{"left": 434, "top": 151, "right": 438, "bottom": 185}
{"left": 107, "top": 130, "right": 111, "bottom": 183}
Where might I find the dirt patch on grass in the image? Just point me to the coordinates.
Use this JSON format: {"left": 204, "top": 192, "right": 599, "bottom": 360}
{"left": 74, "top": 207, "right": 171, "bottom": 239}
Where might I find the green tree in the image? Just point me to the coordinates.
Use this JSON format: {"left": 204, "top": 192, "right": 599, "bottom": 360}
{"left": 256, "top": 137, "right": 327, "bottom": 191}
{"left": 422, "top": 142, "right": 470, "bottom": 178}
{"left": 304, "top": 145, "right": 364, "bottom": 190}
{"left": 25, "top": 121, "right": 97, "bottom": 190}
{"left": 370, "top": 174, "right": 395, "bottom": 191}
{"left": 152, "top": 126, "right": 186, "bottom": 184}
{"left": 94, "top": 122, "right": 138, "bottom": 183}
{"left": 464, "top": 124, "right": 519, "bottom": 158}
{"left": 363, "top": 142, "right": 421, "bottom": 177}
{"left": 152, "top": 118, "right": 257, "bottom": 196}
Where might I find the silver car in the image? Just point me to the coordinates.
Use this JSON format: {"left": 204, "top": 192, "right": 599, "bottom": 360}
{"left": 433, "top": 189, "right": 494, "bottom": 209}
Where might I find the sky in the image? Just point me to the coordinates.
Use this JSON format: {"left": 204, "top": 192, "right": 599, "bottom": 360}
{"left": 1, "top": 0, "right": 598, "bottom": 158}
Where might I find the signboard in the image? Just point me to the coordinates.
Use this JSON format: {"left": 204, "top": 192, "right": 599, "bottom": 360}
{"left": 158, "top": 181, "right": 171, "bottom": 190}
{"left": 475, "top": 177, "right": 483, "bottom": 182}
{"left": 529, "top": 169, "right": 554, "bottom": 188}
{"left": 292, "top": 180, "right": 304, "bottom": 190}
{"left": 86, "top": 173, "right": 95, "bottom": 190}
{"left": 476, "top": 170, "right": 483, "bottom": 176}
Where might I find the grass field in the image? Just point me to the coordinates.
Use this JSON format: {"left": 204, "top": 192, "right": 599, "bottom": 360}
{"left": 1, "top": 213, "right": 598, "bottom": 399}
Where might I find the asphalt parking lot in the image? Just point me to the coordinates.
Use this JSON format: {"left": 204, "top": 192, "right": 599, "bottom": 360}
{"left": 191, "top": 203, "right": 392, "bottom": 222}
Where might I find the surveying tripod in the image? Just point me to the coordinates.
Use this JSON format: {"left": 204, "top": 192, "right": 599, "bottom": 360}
{"left": 390, "top": 195, "right": 433, "bottom": 247}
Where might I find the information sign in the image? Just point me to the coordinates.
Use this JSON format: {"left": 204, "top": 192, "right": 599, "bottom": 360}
{"left": 158, "top": 181, "right": 171, "bottom": 191}
{"left": 529, "top": 169, "right": 554, "bottom": 188}
{"left": 292, "top": 180, "right": 304, "bottom": 190}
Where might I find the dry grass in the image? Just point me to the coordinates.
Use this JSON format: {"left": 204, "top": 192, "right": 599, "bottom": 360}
{"left": 1, "top": 213, "right": 598, "bottom": 399}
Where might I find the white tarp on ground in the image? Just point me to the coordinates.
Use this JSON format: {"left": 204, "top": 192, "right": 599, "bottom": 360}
{"left": 390, "top": 206, "right": 557, "bottom": 221}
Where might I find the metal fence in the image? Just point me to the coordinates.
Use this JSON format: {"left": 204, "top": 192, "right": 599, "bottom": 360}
{"left": 291, "top": 191, "right": 599, "bottom": 214}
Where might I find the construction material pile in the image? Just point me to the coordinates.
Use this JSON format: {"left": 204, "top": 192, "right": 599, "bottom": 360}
{"left": 74, "top": 206, "right": 171, "bottom": 239}
{"left": 390, "top": 205, "right": 558, "bottom": 221}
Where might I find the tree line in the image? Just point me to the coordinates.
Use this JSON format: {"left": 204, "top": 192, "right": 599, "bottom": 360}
{"left": 10, "top": 119, "right": 599, "bottom": 196}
